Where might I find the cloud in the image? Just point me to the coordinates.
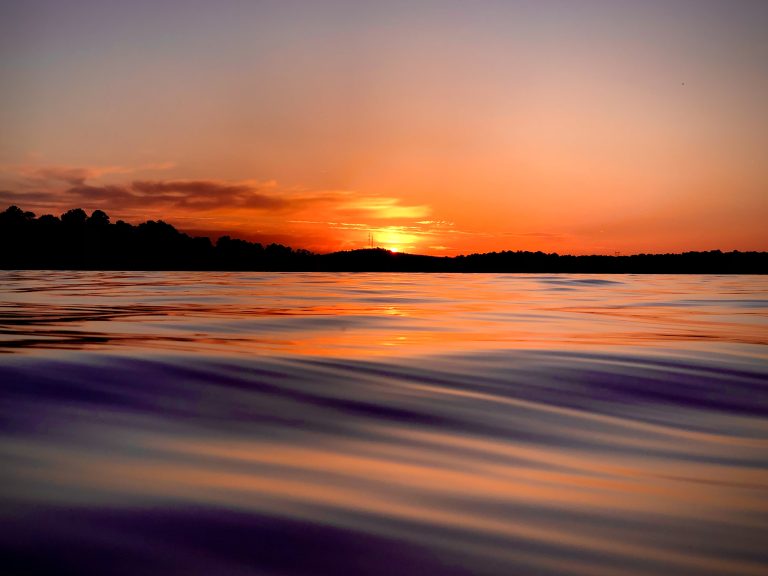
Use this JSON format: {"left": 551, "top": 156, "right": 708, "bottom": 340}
{"left": 0, "top": 189, "right": 62, "bottom": 204}
{"left": 54, "top": 179, "right": 285, "bottom": 213}
{"left": 2, "top": 163, "right": 176, "bottom": 187}
{"left": 417, "top": 220, "right": 454, "bottom": 227}
{"left": 341, "top": 196, "right": 431, "bottom": 219}
{"left": 131, "top": 180, "right": 287, "bottom": 210}
{"left": 65, "top": 184, "right": 135, "bottom": 203}
{"left": 33, "top": 167, "right": 95, "bottom": 186}
{"left": 0, "top": 170, "right": 430, "bottom": 224}
{"left": 132, "top": 180, "right": 251, "bottom": 195}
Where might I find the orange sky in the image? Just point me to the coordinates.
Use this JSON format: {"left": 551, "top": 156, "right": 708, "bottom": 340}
{"left": 1, "top": 1, "right": 766, "bottom": 255}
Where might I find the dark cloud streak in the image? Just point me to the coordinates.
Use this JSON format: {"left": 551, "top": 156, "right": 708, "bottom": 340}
{"left": 9, "top": 179, "right": 292, "bottom": 213}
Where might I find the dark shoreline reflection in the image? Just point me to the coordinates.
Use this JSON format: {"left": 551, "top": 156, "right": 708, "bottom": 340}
{"left": 1, "top": 272, "right": 767, "bottom": 575}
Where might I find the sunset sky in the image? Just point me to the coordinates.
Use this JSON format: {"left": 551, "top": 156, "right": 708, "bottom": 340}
{"left": 1, "top": 0, "right": 766, "bottom": 255}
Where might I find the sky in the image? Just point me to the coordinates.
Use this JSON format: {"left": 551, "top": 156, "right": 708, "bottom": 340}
{"left": 1, "top": 0, "right": 767, "bottom": 255}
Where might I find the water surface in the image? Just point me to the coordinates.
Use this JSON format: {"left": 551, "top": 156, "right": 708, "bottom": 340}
{"left": 1, "top": 272, "right": 767, "bottom": 575}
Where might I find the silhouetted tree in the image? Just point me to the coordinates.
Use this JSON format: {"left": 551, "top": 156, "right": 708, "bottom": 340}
{"left": 88, "top": 209, "right": 110, "bottom": 227}
{"left": 61, "top": 208, "right": 87, "bottom": 226}
{"left": 0, "top": 205, "right": 26, "bottom": 225}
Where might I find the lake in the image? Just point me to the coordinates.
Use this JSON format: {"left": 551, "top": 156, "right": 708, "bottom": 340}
{"left": 1, "top": 271, "right": 767, "bottom": 575}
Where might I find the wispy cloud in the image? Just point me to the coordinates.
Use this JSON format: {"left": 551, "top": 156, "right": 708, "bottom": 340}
{"left": 417, "top": 220, "right": 454, "bottom": 227}
{"left": 341, "top": 197, "right": 431, "bottom": 219}
{"left": 1, "top": 162, "right": 177, "bottom": 187}
{"left": 131, "top": 180, "right": 286, "bottom": 210}
{"left": 27, "top": 178, "right": 289, "bottom": 214}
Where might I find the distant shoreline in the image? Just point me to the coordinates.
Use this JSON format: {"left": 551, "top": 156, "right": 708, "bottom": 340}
{"left": 2, "top": 206, "right": 766, "bottom": 274}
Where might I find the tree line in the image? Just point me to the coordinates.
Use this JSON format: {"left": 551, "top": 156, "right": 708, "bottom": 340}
{"left": 1, "top": 206, "right": 765, "bottom": 273}
{"left": 0, "top": 205, "right": 311, "bottom": 270}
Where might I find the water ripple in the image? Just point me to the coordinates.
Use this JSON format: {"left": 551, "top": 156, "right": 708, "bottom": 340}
{"left": 1, "top": 271, "right": 767, "bottom": 575}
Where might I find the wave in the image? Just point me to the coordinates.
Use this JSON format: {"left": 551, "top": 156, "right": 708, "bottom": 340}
{"left": 2, "top": 349, "right": 766, "bottom": 575}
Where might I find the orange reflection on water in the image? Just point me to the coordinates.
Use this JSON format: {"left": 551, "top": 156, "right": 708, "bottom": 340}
{"left": 3, "top": 272, "right": 766, "bottom": 358}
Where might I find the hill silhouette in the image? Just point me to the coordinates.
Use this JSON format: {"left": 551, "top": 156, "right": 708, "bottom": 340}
{"left": 1, "top": 206, "right": 766, "bottom": 273}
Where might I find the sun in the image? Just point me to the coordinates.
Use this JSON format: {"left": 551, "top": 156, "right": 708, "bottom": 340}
{"left": 373, "top": 228, "right": 417, "bottom": 253}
